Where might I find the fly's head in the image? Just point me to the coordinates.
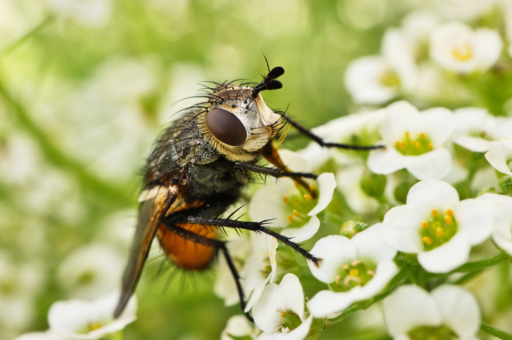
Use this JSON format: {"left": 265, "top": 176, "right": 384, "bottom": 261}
{"left": 197, "top": 66, "right": 285, "bottom": 162}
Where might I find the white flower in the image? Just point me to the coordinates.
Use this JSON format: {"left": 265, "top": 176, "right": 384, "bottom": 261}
{"left": 221, "top": 315, "right": 258, "bottom": 340}
{"left": 253, "top": 274, "right": 313, "bottom": 340}
{"left": 478, "top": 194, "right": 512, "bottom": 256}
{"left": 485, "top": 141, "right": 512, "bottom": 176}
{"left": 57, "top": 244, "right": 124, "bottom": 299}
{"left": 438, "top": 0, "right": 498, "bottom": 21}
{"left": 383, "top": 180, "right": 494, "bottom": 273}
{"left": 249, "top": 150, "right": 336, "bottom": 243}
{"left": 485, "top": 119, "right": 512, "bottom": 175}
{"left": 452, "top": 107, "right": 497, "bottom": 152}
{"left": 383, "top": 285, "right": 480, "bottom": 340}
{"left": 215, "top": 235, "right": 251, "bottom": 306}
{"left": 47, "top": 0, "right": 112, "bottom": 28}
{"left": 307, "top": 223, "right": 397, "bottom": 318}
{"left": 430, "top": 21, "right": 502, "bottom": 74}
{"left": 336, "top": 165, "right": 379, "bottom": 215}
{"left": 48, "top": 291, "right": 137, "bottom": 340}
{"left": 367, "top": 101, "right": 454, "bottom": 180}
{"left": 401, "top": 11, "right": 440, "bottom": 58}
{"left": 243, "top": 234, "right": 279, "bottom": 313}
{"left": 345, "top": 29, "right": 417, "bottom": 105}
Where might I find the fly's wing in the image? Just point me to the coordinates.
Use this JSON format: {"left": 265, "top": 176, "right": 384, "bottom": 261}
{"left": 114, "top": 185, "right": 177, "bottom": 318}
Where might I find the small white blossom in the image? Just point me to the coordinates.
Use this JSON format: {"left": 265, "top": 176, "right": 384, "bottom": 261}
{"left": 383, "top": 285, "right": 480, "bottom": 340}
{"left": 367, "top": 101, "right": 454, "bottom": 180}
{"left": 478, "top": 194, "right": 512, "bottom": 256}
{"left": 401, "top": 11, "right": 440, "bottom": 58}
{"left": 249, "top": 150, "right": 336, "bottom": 243}
{"left": 307, "top": 224, "right": 397, "bottom": 318}
{"left": 430, "top": 21, "right": 502, "bottom": 74}
{"left": 438, "top": 0, "right": 498, "bottom": 21}
{"left": 452, "top": 107, "right": 497, "bottom": 152}
{"left": 221, "top": 315, "right": 258, "bottom": 340}
{"left": 48, "top": 291, "right": 137, "bottom": 340}
{"left": 57, "top": 244, "right": 124, "bottom": 299}
{"left": 383, "top": 180, "right": 494, "bottom": 273}
{"left": 345, "top": 29, "right": 417, "bottom": 105}
{"left": 243, "top": 234, "right": 279, "bottom": 313}
{"left": 485, "top": 118, "right": 512, "bottom": 176}
{"left": 252, "top": 274, "right": 313, "bottom": 340}
{"left": 215, "top": 236, "right": 251, "bottom": 306}
{"left": 47, "top": 0, "right": 112, "bottom": 28}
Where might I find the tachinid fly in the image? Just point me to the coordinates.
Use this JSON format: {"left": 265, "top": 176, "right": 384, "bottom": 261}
{"left": 114, "top": 62, "right": 383, "bottom": 321}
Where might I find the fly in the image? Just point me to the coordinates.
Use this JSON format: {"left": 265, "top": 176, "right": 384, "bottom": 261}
{"left": 114, "top": 61, "right": 384, "bottom": 321}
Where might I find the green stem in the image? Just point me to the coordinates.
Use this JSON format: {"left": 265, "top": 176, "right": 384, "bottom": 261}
{"left": 0, "top": 74, "right": 133, "bottom": 208}
{"left": 452, "top": 269, "right": 483, "bottom": 285}
{"left": 453, "top": 253, "right": 509, "bottom": 272}
{"left": 481, "top": 323, "right": 512, "bottom": 340}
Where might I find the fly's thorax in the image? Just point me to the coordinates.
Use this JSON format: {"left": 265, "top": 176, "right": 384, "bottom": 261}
{"left": 197, "top": 86, "right": 282, "bottom": 162}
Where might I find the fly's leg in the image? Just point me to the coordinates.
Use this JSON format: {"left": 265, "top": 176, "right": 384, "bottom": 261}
{"left": 234, "top": 161, "right": 317, "bottom": 180}
{"left": 161, "top": 222, "right": 254, "bottom": 322}
{"left": 187, "top": 216, "right": 321, "bottom": 267}
{"left": 282, "top": 115, "right": 385, "bottom": 150}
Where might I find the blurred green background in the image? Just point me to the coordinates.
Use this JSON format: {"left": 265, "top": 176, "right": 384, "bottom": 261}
{"left": 0, "top": 0, "right": 416, "bottom": 339}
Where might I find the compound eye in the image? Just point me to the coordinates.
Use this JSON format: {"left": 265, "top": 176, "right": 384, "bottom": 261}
{"left": 206, "top": 108, "right": 247, "bottom": 146}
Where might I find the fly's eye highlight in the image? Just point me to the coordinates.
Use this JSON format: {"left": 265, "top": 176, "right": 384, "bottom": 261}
{"left": 206, "top": 108, "right": 247, "bottom": 146}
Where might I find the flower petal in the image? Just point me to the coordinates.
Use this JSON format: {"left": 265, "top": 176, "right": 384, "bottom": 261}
{"left": 406, "top": 180, "right": 459, "bottom": 210}
{"left": 249, "top": 184, "right": 291, "bottom": 227}
{"left": 308, "top": 173, "right": 336, "bottom": 216}
{"left": 355, "top": 260, "right": 398, "bottom": 301}
{"left": 431, "top": 285, "right": 480, "bottom": 338}
{"left": 485, "top": 141, "right": 512, "bottom": 176}
{"left": 418, "top": 232, "right": 471, "bottom": 273}
{"left": 308, "top": 236, "right": 356, "bottom": 284}
{"left": 367, "top": 147, "right": 406, "bottom": 175}
{"left": 252, "top": 283, "right": 283, "bottom": 333}
{"left": 277, "top": 274, "right": 305, "bottom": 321}
{"left": 257, "top": 316, "right": 313, "bottom": 340}
{"left": 454, "top": 199, "right": 493, "bottom": 245}
{"left": 384, "top": 205, "right": 428, "bottom": 253}
{"left": 404, "top": 148, "right": 452, "bottom": 180}
{"left": 352, "top": 223, "right": 397, "bottom": 262}
{"left": 422, "top": 107, "right": 455, "bottom": 146}
{"left": 281, "top": 216, "right": 320, "bottom": 243}
{"left": 221, "top": 315, "right": 255, "bottom": 340}
{"left": 383, "top": 285, "right": 441, "bottom": 337}
{"left": 307, "top": 290, "right": 357, "bottom": 318}
{"left": 453, "top": 135, "right": 489, "bottom": 152}
{"left": 48, "top": 300, "right": 96, "bottom": 334}
{"left": 478, "top": 194, "right": 512, "bottom": 256}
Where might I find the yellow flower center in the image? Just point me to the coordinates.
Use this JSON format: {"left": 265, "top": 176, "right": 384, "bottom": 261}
{"left": 379, "top": 68, "right": 400, "bottom": 88}
{"left": 420, "top": 209, "right": 458, "bottom": 251}
{"left": 330, "top": 259, "right": 376, "bottom": 292}
{"left": 452, "top": 42, "right": 473, "bottom": 61}
{"left": 394, "top": 131, "right": 433, "bottom": 156}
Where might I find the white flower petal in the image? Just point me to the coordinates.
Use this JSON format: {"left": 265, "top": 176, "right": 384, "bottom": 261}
{"left": 252, "top": 283, "right": 283, "bottom": 333}
{"left": 473, "top": 28, "right": 503, "bottom": 70}
{"left": 453, "top": 135, "right": 490, "bottom": 152}
{"left": 384, "top": 205, "right": 428, "bottom": 253}
{"left": 48, "top": 300, "right": 97, "bottom": 334}
{"left": 281, "top": 216, "right": 320, "bottom": 243}
{"left": 383, "top": 285, "right": 441, "bottom": 337}
{"left": 249, "top": 184, "right": 291, "bottom": 227}
{"left": 485, "top": 141, "right": 512, "bottom": 176}
{"left": 367, "top": 147, "right": 406, "bottom": 175}
{"left": 279, "top": 149, "right": 312, "bottom": 173}
{"left": 253, "top": 274, "right": 305, "bottom": 334}
{"left": 352, "top": 223, "right": 397, "bottom": 262}
{"left": 297, "top": 142, "right": 330, "bottom": 169}
{"left": 308, "top": 173, "right": 336, "bottom": 216}
{"left": 431, "top": 285, "right": 480, "bottom": 338}
{"left": 356, "top": 260, "right": 398, "bottom": 301}
{"left": 308, "top": 236, "right": 357, "bottom": 284}
{"left": 455, "top": 199, "right": 493, "bottom": 245}
{"left": 404, "top": 148, "right": 452, "bottom": 180}
{"left": 221, "top": 315, "right": 255, "bottom": 340}
{"left": 344, "top": 56, "right": 397, "bottom": 105}
{"left": 381, "top": 101, "right": 423, "bottom": 142}
{"left": 406, "top": 180, "right": 459, "bottom": 210}
{"left": 421, "top": 107, "right": 455, "bottom": 146}
{"left": 307, "top": 290, "right": 357, "bottom": 318}
{"left": 257, "top": 316, "right": 313, "bottom": 340}
{"left": 12, "top": 333, "right": 64, "bottom": 340}
{"left": 478, "top": 194, "right": 512, "bottom": 256}
{"left": 418, "top": 232, "right": 471, "bottom": 273}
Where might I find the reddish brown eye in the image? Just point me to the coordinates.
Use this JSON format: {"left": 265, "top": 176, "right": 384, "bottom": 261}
{"left": 206, "top": 108, "right": 247, "bottom": 146}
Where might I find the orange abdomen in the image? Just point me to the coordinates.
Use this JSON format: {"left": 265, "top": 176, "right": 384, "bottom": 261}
{"left": 156, "top": 223, "right": 217, "bottom": 270}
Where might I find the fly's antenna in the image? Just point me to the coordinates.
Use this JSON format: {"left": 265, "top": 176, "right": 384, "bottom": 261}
{"left": 251, "top": 55, "right": 285, "bottom": 98}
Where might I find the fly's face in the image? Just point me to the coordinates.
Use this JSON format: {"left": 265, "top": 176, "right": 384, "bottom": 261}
{"left": 197, "top": 85, "right": 282, "bottom": 162}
